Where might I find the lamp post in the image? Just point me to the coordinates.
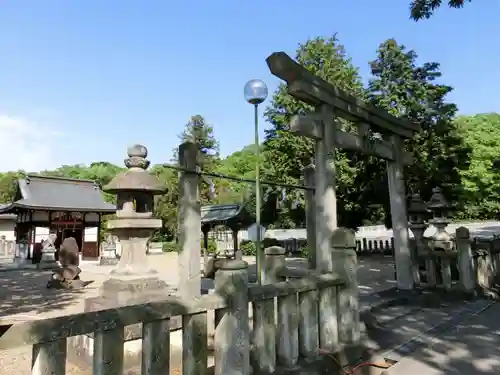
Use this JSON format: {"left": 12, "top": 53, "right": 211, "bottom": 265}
{"left": 244, "top": 79, "right": 268, "bottom": 283}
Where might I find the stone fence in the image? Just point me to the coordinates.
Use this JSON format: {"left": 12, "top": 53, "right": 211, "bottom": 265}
{"left": 0, "top": 230, "right": 359, "bottom": 374}
{"left": 417, "top": 226, "right": 500, "bottom": 295}
{"left": 0, "top": 238, "right": 15, "bottom": 261}
{"left": 208, "top": 220, "right": 500, "bottom": 255}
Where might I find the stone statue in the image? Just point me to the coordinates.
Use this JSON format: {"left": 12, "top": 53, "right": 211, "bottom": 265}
{"left": 47, "top": 237, "right": 84, "bottom": 289}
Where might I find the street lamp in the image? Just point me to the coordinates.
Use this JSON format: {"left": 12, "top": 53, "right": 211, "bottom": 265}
{"left": 244, "top": 79, "right": 268, "bottom": 284}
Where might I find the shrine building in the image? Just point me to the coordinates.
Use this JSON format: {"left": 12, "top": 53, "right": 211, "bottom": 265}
{"left": 0, "top": 174, "right": 116, "bottom": 261}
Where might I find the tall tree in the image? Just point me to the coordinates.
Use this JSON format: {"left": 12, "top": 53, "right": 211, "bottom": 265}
{"left": 455, "top": 113, "right": 500, "bottom": 219}
{"left": 263, "top": 35, "right": 378, "bottom": 229}
{"left": 410, "top": 0, "right": 471, "bottom": 20}
{"left": 176, "top": 115, "right": 221, "bottom": 204}
{"left": 0, "top": 171, "right": 26, "bottom": 203}
{"left": 367, "top": 39, "right": 471, "bottom": 219}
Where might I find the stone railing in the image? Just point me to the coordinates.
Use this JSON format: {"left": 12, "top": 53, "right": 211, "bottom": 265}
{"left": 205, "top": 220, "right": 500, "bottom": 256}
{"left": 0, "top": 238, "right": 16, "bottom": 262}
{"left": 0, "top": 236, "right": 359, "bottom": 374}
{"left": 419, "top": 226, "right": 500, "bottom": 294}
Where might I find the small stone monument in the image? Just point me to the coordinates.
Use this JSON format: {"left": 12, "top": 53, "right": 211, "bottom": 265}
{"left": 100, "top": 234, "right": 119, "bottom": 265}
{"left": 47, "top": 237, "right": 85, "bottom": 289}
{"left": 97, "top": 144, "right": 171, "bottom": 300}
{"left": 38, "top": 233, "right": 58, "bottom": 269}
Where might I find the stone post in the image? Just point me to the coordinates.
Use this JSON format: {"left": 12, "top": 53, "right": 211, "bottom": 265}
{"left": 314, "top": 105, "right": 337, "bottom": 273}
{"left": 214, "top": 260, "right": 250, "bottom": 375}
{"left": 407, "top": 193, "right": 429, "bottom": 286}
{"left": 251, "top": 246, "right": 284, "bottom": 373}
{"left": 385, "top": 135, "right": 414, "bottom": 290}
{"left": 178, "top": 141, "right": 202, "bottom": 298}
{"left": 331, "top": 228, "right": 360, "bottom": 345}
{"left": 304, "top": 164, "right": 316, "bottom": 270}
{"left": 455, "top": 227, "right": 475, "bottom": 293}
{"left": 262, "top": 245, "right": 286, "bottom": 284}
{"left": 98, "top": 144, "right": 171, "bottom": 299}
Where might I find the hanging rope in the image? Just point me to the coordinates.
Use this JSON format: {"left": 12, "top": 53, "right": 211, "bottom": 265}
{"left": 164, "top": 163, "right": 314, "bottom": 191}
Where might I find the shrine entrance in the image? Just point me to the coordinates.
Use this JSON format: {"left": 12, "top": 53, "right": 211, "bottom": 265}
{"left": 266, "top": 51, "right": 422, "bottom": 290}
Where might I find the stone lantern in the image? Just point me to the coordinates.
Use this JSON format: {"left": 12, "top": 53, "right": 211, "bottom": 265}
{"left": 408, "top": 192, "right": 429, "bottom": 254}
{"left": 428, "top": 187, "right": 453, "bottom": 252}
{"left": 100, "top": 144, "right": 169, "bottom": 294}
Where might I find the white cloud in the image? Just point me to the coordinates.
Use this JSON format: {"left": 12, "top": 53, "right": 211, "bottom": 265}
{"left": 0, "top": 113, "right": 62, "bottom": 172}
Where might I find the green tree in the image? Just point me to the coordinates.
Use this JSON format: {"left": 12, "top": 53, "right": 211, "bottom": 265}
{"left": 455, "top": 113, "right": 500, "bottom": 219}
{"left": 410, "top": 0, "right": 472, "bottom": 20}
{"left": 0, "top": 171, "right": 26, "bottom": 203}
{"left": 367, "top": 38, "right": 471, "bottom": 221}
{"left": 214, "top": 144, "right": 258, "bottom": 205}
{"left": 151, "top": 164, "right": 179, "bottom": 240}
{"left": 176, "top": 115, "right": 221, "bottom": 204}
{"left": 263, "top": 35, "right": 376, "bottom": 229}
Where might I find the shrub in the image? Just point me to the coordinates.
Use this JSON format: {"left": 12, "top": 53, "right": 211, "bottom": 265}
{"left": 240, "top": 240, "right": 256, "bottom": 256}
{"left": 163, "top": 239, "right": 218, "bottom": 254}
{"left": 162, "top": 241, "right": 179, "bottom": 252}
{"left": 299, "top": 245, "right": 309, "bottom": 258}
{"left": 202, "top": 238, "right": 218, "bottom": 254}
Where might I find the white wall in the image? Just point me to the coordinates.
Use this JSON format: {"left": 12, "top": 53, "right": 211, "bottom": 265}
{"left": 34, "top": 227, "right": 98, "bottom": 243}
{"left": 0, "top": 221, "right": 16, "bottom": 241}
{"left": 0, "top": 226, "right": 98, "bottom": 243}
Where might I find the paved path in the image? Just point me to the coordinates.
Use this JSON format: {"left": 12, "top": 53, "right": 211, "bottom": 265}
{"left": 386, "top": 302, "right": 500, "bottom": 374}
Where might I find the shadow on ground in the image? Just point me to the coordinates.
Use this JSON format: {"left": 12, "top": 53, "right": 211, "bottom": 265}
{"left": 0, "top": 270, "right": 89, "bottom": 318}
{"left": 361, "top": 288, "right": 500, "bottom": 375}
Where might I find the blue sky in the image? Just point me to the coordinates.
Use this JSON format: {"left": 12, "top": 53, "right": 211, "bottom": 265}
{"left": 0, "top": 1, "right": 498, "bottom": 172}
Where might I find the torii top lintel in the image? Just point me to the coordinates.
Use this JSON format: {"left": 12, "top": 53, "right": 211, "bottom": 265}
{"left": 266, "top": 52, "right": 421, "bottom": 139}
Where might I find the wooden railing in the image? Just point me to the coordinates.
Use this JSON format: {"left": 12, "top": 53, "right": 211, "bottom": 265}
{"left": 0, "top": 243, "right": 359, "bottom": 375}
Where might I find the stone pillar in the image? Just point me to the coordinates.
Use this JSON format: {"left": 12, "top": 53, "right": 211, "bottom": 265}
{"left": 407, "top": 193, "right": 429, "bottom": 286}
{"left": 251, "top": 246, "right": 285, "bottom": 373}
{"left": 331, "top": 228, "right": 360, "bottom": 345}
{"left": 314, "top": 105, "right": 337, "bottom": 273}
{"left": 214, "top": 260, "right": 250, "bottom": 375}
{"left": 456, "top": 227, "right": 475, "bottom": 293}
{"left": 304, "top": 164, "right": 316, "bottom": 269}
{"left": 178, "top": 141, "right": 201, "bottom": 298}
{"left": 262, "top": 246, "right": 286, "bottom": 284}
{"left": 386, "top": 134, "right": 413, "bottom": 290}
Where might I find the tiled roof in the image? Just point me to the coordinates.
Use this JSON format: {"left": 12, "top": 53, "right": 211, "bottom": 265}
{"left": 0, "top": 175, "right": 116, "bottom": 213}
{"left": 200, "top": 204, "right": 249, "bottom": 226}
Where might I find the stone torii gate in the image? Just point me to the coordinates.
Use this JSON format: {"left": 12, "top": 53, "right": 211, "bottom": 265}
{"left": 266, "top": 52, "right": 421, "bottom": 290}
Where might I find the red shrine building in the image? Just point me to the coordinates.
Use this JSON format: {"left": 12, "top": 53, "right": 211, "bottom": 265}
{"left": 0, "top": 175, "right": 116, "bottom": 262}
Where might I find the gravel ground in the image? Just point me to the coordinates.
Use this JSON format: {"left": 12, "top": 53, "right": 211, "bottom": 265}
{"left": 0, "top": 253, "right": 396, "bottom": 374}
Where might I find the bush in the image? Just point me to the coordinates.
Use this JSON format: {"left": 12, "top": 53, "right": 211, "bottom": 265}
{"left": 299, "top": 245, "right": 309, "bottom": 258}
{"left": 163, "top": 239, "right": 218, "bottom": 254}
{"left": 202, "top": 238, "right": 218, "bottom": 254}
{"left": 240, "top": 240, "right": 256, "bottom": 256}
{"left": 162, "top": 241, "right": 179, "bottom": 252}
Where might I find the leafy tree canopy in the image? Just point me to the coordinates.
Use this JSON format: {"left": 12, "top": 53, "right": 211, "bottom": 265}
{"left": 410, "top": 0, "right": 471, "bottom": 20}
{"left": 263, "top": 35, "right": 378, "bottom": 229}
{"left": 368, "top": 38, "right": 471, "bottom": 220}
{"left": 454, "top": 113, "right": 500, "bottom": 219}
